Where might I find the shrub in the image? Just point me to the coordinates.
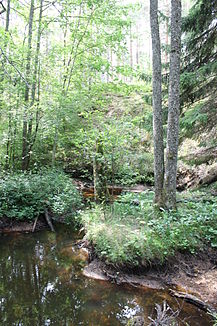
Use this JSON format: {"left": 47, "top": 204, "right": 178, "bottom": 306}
{"left": 0, "top": 170, "right": 83, "bottom": 221}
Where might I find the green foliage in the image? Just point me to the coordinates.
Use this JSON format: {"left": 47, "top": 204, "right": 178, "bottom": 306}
{"left": 208, "top": 311, "right": 217, "bottom": 326}
{"left": 180, "top": 0, "right": 217, "bottom": 144}
{"left": 63, "top": 88, "right": 153, "bottom": 186}
{"left": 180, "top": 101, "right": 207, "bottom": 138}
{"left": 80, "top": 191, "right": 217, "bottom": 266}
{"left": 0, "top": 0, "right": 136, "bottom": 171}
{"left": 0, "top": 170, "right": 83, "bottom": 221}
{"left": 182, "top": 0, "right": 217, "bottom": 74}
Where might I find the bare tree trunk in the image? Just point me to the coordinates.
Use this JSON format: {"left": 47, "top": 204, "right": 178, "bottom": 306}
{"left": 150, "top": 0, "right": 164, "bottom": 206}
{"left": 130, "top": 23, "right": 133, "bottom": 68}
{"left": 5, "top": 0, "right": 10, "bottom": 32}
{"left": 25, "top": 0, "right": 43, "bottom": 169}
{"left": 4, "top": 0, "right": 11, "bottom": 169}
{"left": 93, "top": 137, "right": 108, "bottom": 203}
{"left": 5, "top": 110, "right": 12, "bottom": 169}
{"left": 110, "top": 49, "right": 113, "bottom": 81}
{"left": 164, "top": 0, "right": 182, "bottom": 209}
{"left": 164, "top": 0, "right": 169, "bottom": 68}
{"left": 52, "top": 124, "right": 58, "bottom": 167}
{"left": 136, "top": 24, "right": 139, "bottom": 65}
{"left": 22, "top": 0, "right": 35, "bottom": 171}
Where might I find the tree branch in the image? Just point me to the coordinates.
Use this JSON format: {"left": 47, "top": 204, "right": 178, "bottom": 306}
{"left": 0, "top": 0, "right": 6, "bottom": 14}
{"left": 0, "top": 45, "right": 30, "bottom": 87}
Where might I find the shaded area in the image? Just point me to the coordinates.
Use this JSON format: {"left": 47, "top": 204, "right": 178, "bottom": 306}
{"left": 0, "top": 225, "right": 213, "bottom": 325}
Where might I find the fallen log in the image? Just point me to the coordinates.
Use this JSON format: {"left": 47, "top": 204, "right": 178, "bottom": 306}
{"left": 44, "top": 209, "right": 55, "bottom": 232}
{"left": 181, "top": 146, "right": 217, "bottom": 165}
{"left": 170, "top": 290, "right": 216, "bottom": 313}
{"left": 199, "top": 164, "right": 217, "bottom": 186}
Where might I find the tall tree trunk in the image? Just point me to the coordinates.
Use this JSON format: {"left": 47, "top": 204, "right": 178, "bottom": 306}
{"left": 11, "top": 90, "right": 20, "bottom": 169}
{"left": 164, "top": 0, "right": 182, "bottom": 209}
{"left": 52, "top": 124, "right": 58, "bottom": 167}
{"left": 25, "top": 0, "right": 43, "bottom": 169}
{"left": 93, "top": 137, "right": 108, "bottom": 203}
{"left": 150, "top": 0, "right": 164, "bottom": 206}
{"left": 5, "top": 0, "right": 10, "bottom": 33}
{"left": 4, "top": 0, "right": 11, "bottom": 169}
{"left": 136, "top": 24, "right": 139, "bottom": 65}
{"left": 130, "top": 23, "right": 133, "bottom": 68}
{"left": 164, "top": 0, "right": 169, "bottom": 68}
{"left": 22, "top": 0, "right": 35, "bottom": 171}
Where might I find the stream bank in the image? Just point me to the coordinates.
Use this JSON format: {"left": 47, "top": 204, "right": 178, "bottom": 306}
{"left": 81, "top": 243, "right": 217, "bottom": 312}
{"left": 0, "top": 216, "right": 47, "bottom": 233}
{"left": 0, "top": 224, "right": 213, "bottom": 325}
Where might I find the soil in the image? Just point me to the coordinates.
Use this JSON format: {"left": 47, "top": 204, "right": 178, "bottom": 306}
{"left": 82, "top": 246, "right": 217, "bottom": 311}
{"left": 0, "top": 216, "right": 48, "bottom": 233}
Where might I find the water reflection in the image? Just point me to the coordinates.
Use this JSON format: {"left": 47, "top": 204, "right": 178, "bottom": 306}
{"left": 0, "top": 225, "right": 212, "bottom": 325}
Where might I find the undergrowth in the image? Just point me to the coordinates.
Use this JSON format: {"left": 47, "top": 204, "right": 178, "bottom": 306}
{"left": 80, "top": 190, "right": 217, "bottom": 267}
{"left": 0, "top": 170, "right": 83, "bottom": 222}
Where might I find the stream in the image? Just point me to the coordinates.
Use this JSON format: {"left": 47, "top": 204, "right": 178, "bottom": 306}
{"left": 0, "top": 224, "right": 213, "bottom": 325}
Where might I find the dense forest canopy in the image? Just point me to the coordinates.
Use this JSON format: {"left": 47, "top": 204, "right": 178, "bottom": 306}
{"left": 0, "top": 0, "right": 216, "bottom": 190}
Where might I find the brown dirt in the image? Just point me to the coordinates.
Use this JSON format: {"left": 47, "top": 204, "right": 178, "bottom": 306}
{"left": 0, "top": 216, "right": 47, "bottom": 233}
{"left": 165, "top": 251, "right": 217, "bottom": 308}
{"left": 82, "top": 247, "right": 217, "bottom": 311}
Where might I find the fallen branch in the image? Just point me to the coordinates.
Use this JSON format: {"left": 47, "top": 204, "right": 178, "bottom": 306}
{"left": 44, "top": 208, "right": 55, "bottom": 232}
{"left": 170, "top": 290, "right": 215, "bottom": 313}
{"left": 32, "top": 216, "right": 39, "bottom": 233}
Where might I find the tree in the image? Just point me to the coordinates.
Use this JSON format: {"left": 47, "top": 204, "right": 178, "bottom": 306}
{"left": 150, "top": 0, "right": 182, "bottom": 209}
{"left": 150, "top": 0, "right": 164, "bottom": 206}
{"left": 180, "top": 0, "right": 217, "bottom": 143}
{"left": 164, "top": 0, "right": 182, "bottom": 209}
{"left": 21, "top": 0, "right": 35, "bottom": 171}
{"left": 21, "top": 0, "right": 43, "bottom": 171}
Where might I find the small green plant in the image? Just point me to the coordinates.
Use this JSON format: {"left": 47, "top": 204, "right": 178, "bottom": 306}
{"left": 0, "top": 170, "right": 83, "bottom": 222}
{"left": 208, "top": 310, "right": 217, "bottom": 326}
{"left": 80, "top": 190, "right": 217, "bottom": 266}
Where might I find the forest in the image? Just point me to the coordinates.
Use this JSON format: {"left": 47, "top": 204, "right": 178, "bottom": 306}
{"left": 0, "top": 0, "right": 216, "bottom": 325}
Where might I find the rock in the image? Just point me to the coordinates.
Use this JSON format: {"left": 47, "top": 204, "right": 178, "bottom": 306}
{"left": 83, "top": 260, "right": 109, "bottom": 281}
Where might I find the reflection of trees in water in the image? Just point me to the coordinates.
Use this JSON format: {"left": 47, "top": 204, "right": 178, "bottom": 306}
{"left": 0, "top": 233, "right": 146, "bottom": 325}
{"left": 0, "top": 231, "right": 210, "bottom": 326}
{"left": 0, "top": 233, "right": 131, "bottom": 325}
{"left": 0, "top": 234, "right": 86, "bottom": 325}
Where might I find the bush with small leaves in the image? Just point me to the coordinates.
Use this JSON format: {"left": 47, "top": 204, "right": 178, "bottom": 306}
{"left": 0, "top": 170, "right": 83, "bottom": 222}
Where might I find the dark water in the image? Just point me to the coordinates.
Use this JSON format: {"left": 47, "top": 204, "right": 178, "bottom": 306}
{"left": 0, "top": 225, "right": 212, "bottom": 325}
